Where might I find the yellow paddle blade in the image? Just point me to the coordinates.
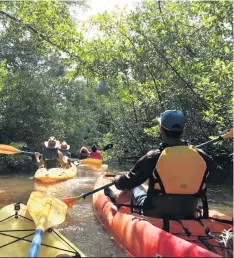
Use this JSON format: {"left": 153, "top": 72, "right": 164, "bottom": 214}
{"left": 27, "top": 191, "right": 67, "bottom": 231}
{"left": 223, "top": 128, "right": 234, "bottom": 139}
{"left": 0, "top": 144, "right": 21, "bottom": 154}
{"left": 80, "top": 158, "right": 102, "bottom": 170}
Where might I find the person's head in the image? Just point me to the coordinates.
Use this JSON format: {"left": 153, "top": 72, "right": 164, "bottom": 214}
{"left": 80, "top": 147, "right": 89, "bottom": 154}
{"left": 91, "top": 144, "right": 97, "bottom": 152}
{"left": 44, "top": 136, "right": 60, "bottom": 149}
{"left": 158, "top": 110, "right": 185, "bottom": 141}
{"left": 60, "top": 141, "right": 70, "bottom": 150}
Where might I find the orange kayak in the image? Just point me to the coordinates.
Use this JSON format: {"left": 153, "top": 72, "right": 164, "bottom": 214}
{"left": 93, "top": 173, "right": 233, "bottom": 257}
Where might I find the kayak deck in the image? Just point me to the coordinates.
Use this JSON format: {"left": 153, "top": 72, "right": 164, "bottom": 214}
{"left": 93, "top": 173, "right": 233, "bottom": 257}
{"left": 34, "top": 163, "right": 77, "bottom": 183}
{"left": 0, "top": 202, "right": 86, "bottom": 257}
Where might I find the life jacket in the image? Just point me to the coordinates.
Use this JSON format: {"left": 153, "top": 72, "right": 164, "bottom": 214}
{"left": 42, "top": 148, "right": 58, "bottom": 169}
{"left": 148, "top": 145, "right": 209, "bottom": 219}
{"left": 89, "top": 151, "right": 102, "bottom": 160}
{"left": 59, "top": 149, "right": 70, "bottom": 158}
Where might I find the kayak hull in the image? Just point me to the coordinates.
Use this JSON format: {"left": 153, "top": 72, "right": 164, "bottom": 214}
{"left": 34, "top": 163, "right": 77, "bottom": 183}
{"left": 93, "top": 173, "right": 233, "bottom": 257}
{"left": 0, "top": 202, "right": 86, "bottom": 257}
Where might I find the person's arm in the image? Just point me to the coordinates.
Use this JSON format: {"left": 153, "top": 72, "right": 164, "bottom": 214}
{"left": 196, "top": 148, "right": 228, "bottom": 184}
{"left": 58, "top": 150, "right": 66, "bottom": 168}
{"left": 114, "top": 150, "right": 160, "bottom": 190}
{"left": 34, "top": 152, "right": 44, "bottom": 168}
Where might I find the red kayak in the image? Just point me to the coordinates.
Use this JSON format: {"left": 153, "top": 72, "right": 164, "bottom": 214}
{"left": 93, "top": 173, "right": 233, "bottom": 257}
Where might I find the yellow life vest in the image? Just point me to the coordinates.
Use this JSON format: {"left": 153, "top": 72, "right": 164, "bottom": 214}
{"left": 154, "top": 146, "right": 207, "bottom": 194}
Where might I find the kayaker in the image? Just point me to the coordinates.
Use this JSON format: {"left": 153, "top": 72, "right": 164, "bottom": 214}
{"left": 78, "top": 147, "right": 90, "bottom": 160}
{"left": 89, "top": 144, "right": 102, "bottom": 160}
{"left": 111, "top": 110, "right": 226, "bottom": 219}
{"left": 59, "top": 141, "right": 71, "bottom": 168}
{"left": 59, "top": 141, "right": 71, "bottom": 158}
{"left": 35, "top": 136, "right": 66, "bottom": 169}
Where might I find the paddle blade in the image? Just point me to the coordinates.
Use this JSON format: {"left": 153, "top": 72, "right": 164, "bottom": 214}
{"left": 27, "top": 191, "right": 67, "bottom": 230}
{"left": 0, "top": 144, "right": 21, "bottom": 154}
{"left": 103, "top": 144, "right": 113, "bottom": 151}
{"left": 61, "top": 195, "right": 83, "bottom": 210}
{"left": 224, "top": 128, "right": 234, "bottom": 139}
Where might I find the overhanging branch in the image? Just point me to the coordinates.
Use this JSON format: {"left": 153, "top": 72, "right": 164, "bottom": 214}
{"left": 0, "top": 9, "right": 86, "bottom": 66}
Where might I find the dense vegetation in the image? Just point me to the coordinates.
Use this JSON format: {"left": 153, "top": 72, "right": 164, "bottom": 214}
{"left": 0, "top": 0, "right": 232, "bottom": 171}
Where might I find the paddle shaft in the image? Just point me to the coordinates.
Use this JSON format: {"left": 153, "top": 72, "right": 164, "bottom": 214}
{"left": 67, "top": 181, "right": 115, "bottom": 204}
{"left": 81, "top": 181, "right": 114, "bottom": 199}
{"left": 21, "top": 151, "right": 36, "bottom": 156}
{"left": 27, "top": 229, "right": 44, "bottom": 257}
{"left": 19, "top": 137, "right": 221, "bottom": 156}
{"left": 196, "top": 136, "right": 223, "bottom": 149}
{"left": 27, "top": 201, "right": 51, "bottom": 257}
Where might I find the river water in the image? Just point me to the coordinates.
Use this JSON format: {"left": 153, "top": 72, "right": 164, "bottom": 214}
{"left": 0, "top": 164, "right": 233, "bottom": 257}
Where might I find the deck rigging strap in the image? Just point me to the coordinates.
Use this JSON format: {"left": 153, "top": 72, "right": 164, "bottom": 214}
{"left": 0, "top": 203, "right": 80, "bottom": 256}
{"left": 205, "top": 227, "right": 233, "bottom": 257}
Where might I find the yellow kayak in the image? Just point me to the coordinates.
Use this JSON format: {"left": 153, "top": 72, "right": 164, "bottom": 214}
{"left": 74, "top": 159, "right": 108, "bottom": 171}
{"left": 34, "top": 163, "right": 77, "bottom": 183}
{"left": 0, "top": 202, "right": 86, "bottom": 257}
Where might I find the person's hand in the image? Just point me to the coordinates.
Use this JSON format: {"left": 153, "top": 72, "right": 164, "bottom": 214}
{"left": 63, "top": 156, "right": 69, "bottom": 164}
{"left": 35, "top": 152, "right": 40, "bottom": 159}
{"left": 58, "top": 151, "right": 63, "bottom": 158}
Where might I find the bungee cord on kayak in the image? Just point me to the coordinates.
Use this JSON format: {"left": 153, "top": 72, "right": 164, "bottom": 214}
{"left": 93, "top": 172, "right": 233, "bottom": 257}
{"left": 0, "top": 202, "right": 83, "bottom": 257}
{"left": 103, "top": 181, "right": 233, "bottom": 257}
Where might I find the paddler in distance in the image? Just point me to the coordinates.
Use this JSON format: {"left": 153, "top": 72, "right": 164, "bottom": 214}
{"left": 89, "top": 144, "right": 102, "bottom": 160}
{"left": 109, "top": 110, "right": 226, "bottom": 219}
{"left": 59, "top": 141, "right": 71, "bottom": 168}
{"left": 78, "top": 147, "right": 90, "bottom": 160}
{"left": 35, "top": 136, "right": 67, "bottom": 169}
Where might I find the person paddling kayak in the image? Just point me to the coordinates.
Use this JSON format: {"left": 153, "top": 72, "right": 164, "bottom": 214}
{"left": 112, "top": 110, "right": 226, "bottom": 219}
{"left": 89, "top": 144, "right": 102, "bottom": 160}
{"left": 59, "top": 141, "right": 71, "bottom": 168}
{"left": 35, "top": 137, "right": 66, "bottom": 169}
{"left": 78, "top": 147, "right": 90, "bottom": 160}
{"left": 59, "top": 141, "right": 71, "bottom": 158}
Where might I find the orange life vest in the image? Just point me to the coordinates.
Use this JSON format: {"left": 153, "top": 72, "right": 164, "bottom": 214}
{"left": 153, "top": 146, "right": 208, "bottom": 194}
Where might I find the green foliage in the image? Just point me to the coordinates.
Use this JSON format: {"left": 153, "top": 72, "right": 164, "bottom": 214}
{"left": 0, "top": 0, "right": 232, "bottom": 169}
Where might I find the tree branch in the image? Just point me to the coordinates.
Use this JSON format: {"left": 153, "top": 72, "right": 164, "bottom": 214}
{"left": 0, "top": 9, "right": 86, "bottom": 67}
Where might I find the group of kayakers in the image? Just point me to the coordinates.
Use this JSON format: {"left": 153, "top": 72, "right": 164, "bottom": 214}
{"left": 34, "top": 109, "right": 228, "bottom": 220}
{"left": 78, "top": 145, "right": 102, "bottom": 160}
{"left": 35, "top": 136, "right": 102, "bottom": 169}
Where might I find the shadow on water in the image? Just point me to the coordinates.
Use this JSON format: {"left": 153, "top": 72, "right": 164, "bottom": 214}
{"left": 0, "top": 163, "right": 232, "bottom": 257}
